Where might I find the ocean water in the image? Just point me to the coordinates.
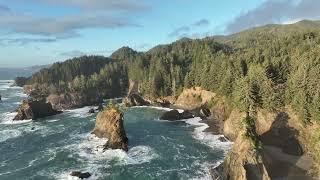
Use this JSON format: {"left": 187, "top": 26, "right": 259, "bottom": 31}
{"left": 0, "top": 80, "right": 232, "bottom": 180}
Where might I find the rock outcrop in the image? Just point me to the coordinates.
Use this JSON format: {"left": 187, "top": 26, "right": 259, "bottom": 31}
{"left": 47, "top": 93, "right": 102, "bottom": 111}
{"left": 13, "top": 99, "right": 60, "bottom": 120}
{"left": 160, "top": 110, "right": 194, "bottom": 121}
{"left": 14, "top": 77, "right": 29, "bottom": 87}
{"left": 123, "top": 80, "right": 150, "bottom": 107}
{"left": 174, "top": 87, "right": 216, "bottom": 109}
{"left": 219, "top": 116, "right": 271, "bottom": 180}
{"left": 70, "top": 171, "right": 91, "bottom": 179}
{"left": 160, "top": 105, "right": 211, "bottom": 121}
{"left": 222, "top": 135, "right": 271, "bottom": 180}
{"left": 92, "top": 107, "right": 128, "bottom": 151}
{"left": 124, "top": 93, "right": 150, "bottom": 107}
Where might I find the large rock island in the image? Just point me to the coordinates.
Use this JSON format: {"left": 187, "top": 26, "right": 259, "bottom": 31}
{"left": 92, "top": 106, "right": 128, "bottom": 151}
{"left": 14, "top": 99, "right": 61, "bottom": 120}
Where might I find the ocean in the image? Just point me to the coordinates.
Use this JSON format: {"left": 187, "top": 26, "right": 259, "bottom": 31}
{"left": 0, "top": 80, "right": 231, "bottom": 180}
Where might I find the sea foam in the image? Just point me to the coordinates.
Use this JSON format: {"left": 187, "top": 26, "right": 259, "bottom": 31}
{"left": 0, "top": 129, "right": 22, "bottom": 143}
{"left": 134, "top": 105, "right": 184, "bottom": 113}
{"left": 56, "top": 133, "right": 159, "bottom": 179}
{"left": 185, "top": 117, "right": 232, "bottom": 152}
{"left": 66, "top": 106, "right": 97, "bottom": 118}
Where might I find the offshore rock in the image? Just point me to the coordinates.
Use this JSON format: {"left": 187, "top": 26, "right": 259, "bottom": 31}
{"left": 92, "top": 107, "right": 128, "bottom": 151}
{"left": 13, "top": 99, "right": 60, "bottom": 120}
{"left": 70, "top": 171, "right": 91, "bottom": 179}
{"left": 160, "top": 110, "right": 194, "bottom": 121}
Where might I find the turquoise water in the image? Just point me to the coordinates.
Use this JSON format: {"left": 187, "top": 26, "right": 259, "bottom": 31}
{"left": 0, "top": 80, "right": 231, "bottom": 180}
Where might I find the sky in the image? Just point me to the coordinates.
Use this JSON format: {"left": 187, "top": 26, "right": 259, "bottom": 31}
{"left": 0, "top": 0, "right": 319, "bottom": 67}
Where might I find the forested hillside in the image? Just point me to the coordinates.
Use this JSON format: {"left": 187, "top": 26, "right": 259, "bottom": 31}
{"left": 25, "top": 20, "right": 320, "bottom": 123}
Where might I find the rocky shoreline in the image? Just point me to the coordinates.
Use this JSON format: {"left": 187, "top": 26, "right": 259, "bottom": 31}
{"left": 12, "top": 81, "right": 317, "bottom": 179}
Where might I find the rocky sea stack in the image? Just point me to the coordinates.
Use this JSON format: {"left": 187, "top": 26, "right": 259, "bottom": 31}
{"left": 14, "top": 99, "right": 61, "bottom": 120}
{"left": 92, "top": 107, "right": 128, "bottom": 151}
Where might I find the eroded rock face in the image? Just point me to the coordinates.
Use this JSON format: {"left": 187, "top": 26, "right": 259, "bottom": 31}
{"left": 13, "top": 99, "right": 60, "bottom": 120}
{"left": 223, "top": 131, "right": 271, "bottom": 180}
{"left": 92, "top": 107, "right": 128, "bottom": 151}
{"left": 124, "top": 93, "right": 150, "bottom": 107}
{"left": 47, "top": 93, "right": 102, "bottom": 111}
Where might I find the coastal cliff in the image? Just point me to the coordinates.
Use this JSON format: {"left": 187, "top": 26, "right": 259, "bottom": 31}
{"left": 173, "top": 87, "right": 319, "bottom": 179}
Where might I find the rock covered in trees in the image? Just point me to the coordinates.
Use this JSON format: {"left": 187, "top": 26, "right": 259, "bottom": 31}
{"left": 92, "top": 107, "right": 128, "bottom": 151}
{"left": 13, "top": 99, "right": 61, "bottom": 120}
{"left": 14, "top": 77, "right": 29, "bottom": 87}
{"left": 70, "top": 171, "right": 91, "bottom": 179}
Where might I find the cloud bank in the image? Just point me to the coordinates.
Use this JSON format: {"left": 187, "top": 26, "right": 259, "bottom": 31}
{"left": 169, "top": 19, "right": 210, "bottom": 37}
{"left": 226, "top": 0, "right": 320, "bottom": 33}
{"left": 34, "top": 0, "right": 150, "bottom": 12}
{"left": 0, "top": 0, "right": 148, "bottom": 45}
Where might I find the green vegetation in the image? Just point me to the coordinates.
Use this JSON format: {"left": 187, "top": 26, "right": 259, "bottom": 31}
{"left": 242, "top": 116, "right": 262, "bottom": 150}
{"left": 106, "top": 101, "right": 121, "bottom": 113}
{"left": 24, "top": 20, "right": 320, "bottom": 123}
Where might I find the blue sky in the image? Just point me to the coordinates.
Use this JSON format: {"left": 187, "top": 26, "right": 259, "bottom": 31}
{"left": 0, "top": 0, "right": 319, "bottom": 67}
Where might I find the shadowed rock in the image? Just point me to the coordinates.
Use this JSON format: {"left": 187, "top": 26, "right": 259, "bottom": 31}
{"left": 124, "top": 93, "right": 150, "bottom": 107}
{"left": 13, "top": 99, "right": 61, "bottom": 120}
{"left": 160, "top": 110, "right": 194, "bottom": 121}
{"left": 70, "top": 171, "right": 91, "bottom": 179}
{"left": 88, "top": 108, "right": 95, "bottom": 114}
{"left": 92, "top": 107, "right": 128, "bottom": 151}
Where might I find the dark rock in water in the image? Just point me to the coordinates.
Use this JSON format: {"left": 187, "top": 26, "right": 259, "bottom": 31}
{"left": 199, "top": 107, "right": 211, "bottom": 117}
{"left": 97, "top": 104, "right": 104, "bottom": 111}
{"left": 160, "top": 110, "right": 181, "bottom": 120}
{"left": 92, "top": 107, "right": 128, "bottom": 151}
{"left": 70, "top": 171, "right": 91, "bottom": 179}
{"left": 124, "top": 93, "right": 150, "bottom": 107}
{"left": 13, "top": 99, "right": 61, "bottom": 120}
{"left": 218, "top": 136, "right": 228, "bottom": 142}
{"left": 160, "top": 110, "right": 194, "bottom": 121}
{"left": 31, "top": 127, "right": 35, "bottom": 130}
{"left": 180, "top": 110, "right": 194, "bottom": 119}
{"left": 209, "top": 163, "right": 224, "bottom": 180}
{"left": 88, "top": 108, "right": 95, "bottom": 114}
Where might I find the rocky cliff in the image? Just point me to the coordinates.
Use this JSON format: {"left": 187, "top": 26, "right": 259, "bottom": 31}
{"left": 47, "top": 93, "right": 102, "bottom": 111}
{"left": 14, "top": 99, "right": 60, "bottom": 120}
{"left": 123, "top": 80, "right": 150, "bottom": 107}
{"left": 92, "top": 107, "right": 128, "bottom": 151}
{"left": 174, "top": 88, "right": 318, "bottom": 179}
